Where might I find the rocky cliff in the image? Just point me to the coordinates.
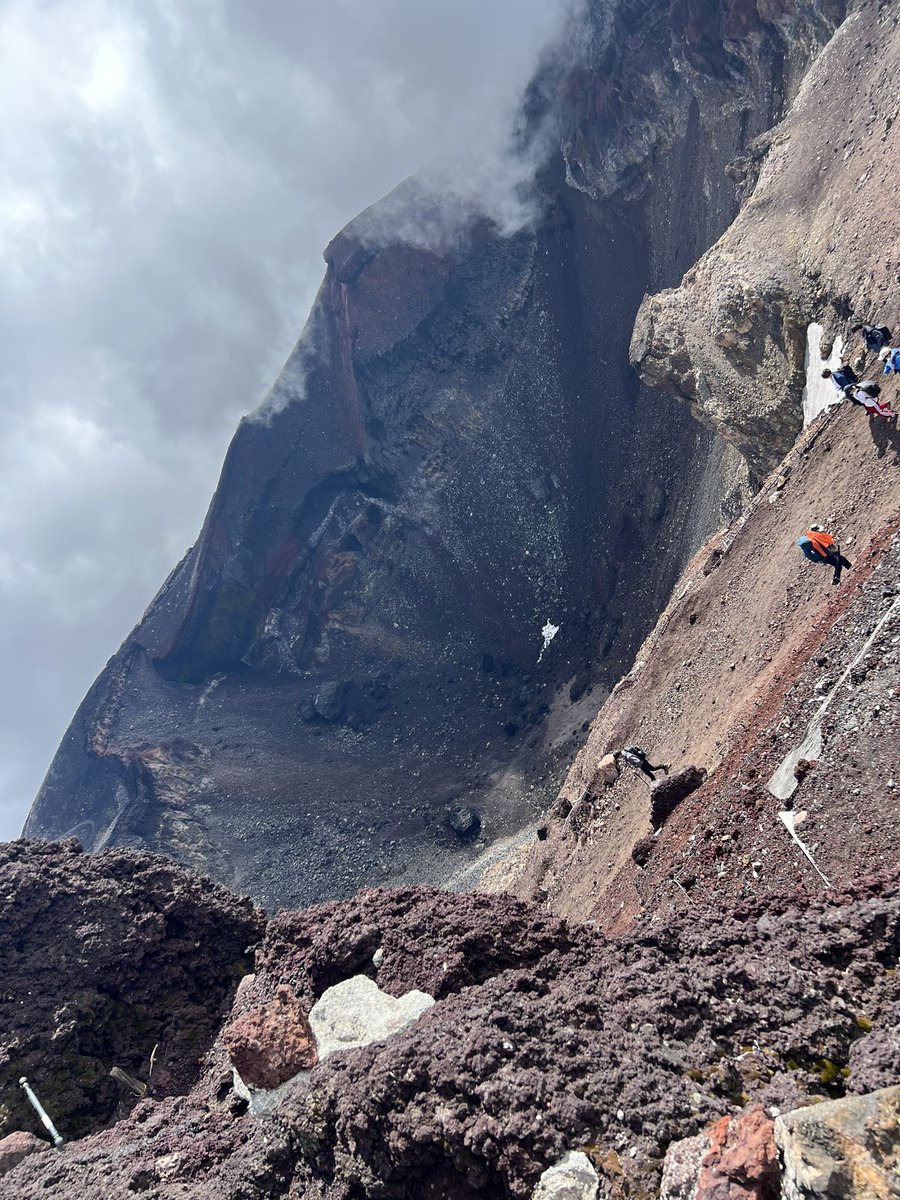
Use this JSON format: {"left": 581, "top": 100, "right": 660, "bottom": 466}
{"left": 25, "top": 0, "right": 847, "bottom": 911}
{"left": 2, "top": 844, "right": 898, "bottom": 1198}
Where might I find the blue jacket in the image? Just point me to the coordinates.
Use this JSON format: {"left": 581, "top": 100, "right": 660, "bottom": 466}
{"left": 883, "top": 348, "right": 900, "bottom": 375}
{"left": 798, "top": 536, "right": 827, "bottom": 563}
{"left": 830, "top": 366, "right": 857, "bottom": 391}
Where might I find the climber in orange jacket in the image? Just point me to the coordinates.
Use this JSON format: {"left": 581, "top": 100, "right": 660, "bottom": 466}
{"left": 797, "top": 526, "right": 852, "bottom": 585}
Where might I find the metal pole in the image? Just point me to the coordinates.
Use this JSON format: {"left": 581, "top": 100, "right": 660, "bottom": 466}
{"left": 18, "top": 1077, "right": 64, "bottom": 1148}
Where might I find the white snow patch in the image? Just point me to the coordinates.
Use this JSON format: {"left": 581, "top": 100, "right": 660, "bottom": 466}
{"left": 802, "top": 323, "right": 843, "bottom": 426}
{"left": 537, "top": 619, "right": 560, "bottom": 663}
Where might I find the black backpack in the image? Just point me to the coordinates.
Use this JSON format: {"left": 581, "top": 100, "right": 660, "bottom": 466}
{"left": 860, "top": 381, "right": 882, "bottom": 397}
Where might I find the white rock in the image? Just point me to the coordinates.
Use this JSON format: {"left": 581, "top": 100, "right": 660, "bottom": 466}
{"left": 372, "top": 946, "right": 384, "bottom": 968}
{"left": 532, "top": 1150, "right": 599, "bottom": 1200}
{"left": 309, "top": 975, "right": 434, "bottom": 1060}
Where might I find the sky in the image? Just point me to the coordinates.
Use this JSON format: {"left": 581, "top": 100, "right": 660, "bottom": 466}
{"left": 0, "top": 0, "right": 577, "bottom": 839}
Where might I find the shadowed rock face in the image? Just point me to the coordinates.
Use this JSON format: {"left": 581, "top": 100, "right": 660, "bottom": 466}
{"left": 0, "top": 840, "right": 262, "bottom": 1142}
{"left": 25, "top": 0, "right": 844, "bottom": 908}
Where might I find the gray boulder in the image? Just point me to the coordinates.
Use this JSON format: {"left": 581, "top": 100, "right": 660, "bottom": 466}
{"left": 775, "top": 1085, "right": 900, "bottom": 1200}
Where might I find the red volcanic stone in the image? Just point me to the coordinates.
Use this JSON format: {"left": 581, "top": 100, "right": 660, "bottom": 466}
{"left": 223, "top": 984, "right": 317, "bottom": 1089}
{"left": 0, "top": 1132, "right": 48, "bottom": 1176}
{"left": 698, "top": 1106, "right": 779, "bottom": 1200}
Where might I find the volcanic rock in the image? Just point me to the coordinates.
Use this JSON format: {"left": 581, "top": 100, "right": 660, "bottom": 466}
{"left": 0, "top": 1133, "right": 48, "bottom": 1177}
{"left": 775, "top": 1086, "right": 900, "bottom": 1200}
{"left": 650, "top": 766, "right": 707, "bottom": 829}
{"left": 307, "top": 975, "right": 434, "bottom": 1060}
{"left": 223, "top": 985, "right": 317, "bottom": 1090}
{"left": 0, "top": 839, "right": 261, "bottom": 1141}
{"left": 448, "top": 805, "right": 481, "bottom": 841}
{"left": 7, "top": 872, "right": 899, "bottom": 1198}
{"left": 532, "top": 1151, "right": 599, "bottom": 1199}
{"left": 313, "top": 681, "right": 347, "bottom": 723}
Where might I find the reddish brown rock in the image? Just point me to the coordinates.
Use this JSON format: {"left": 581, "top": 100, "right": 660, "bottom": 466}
{"left": 0, "top": 1132, "right": 49, "bottom": 1176}
{"left": 223, "top": 985, "right": 317, "bottom": 1089}
{"left": 698, "top": 1106, "right": 779, "bottom": 1200}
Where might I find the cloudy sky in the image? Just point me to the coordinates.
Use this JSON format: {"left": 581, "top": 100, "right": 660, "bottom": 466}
{"left": 0, "top": 0, "right": 575, "bottom": 839}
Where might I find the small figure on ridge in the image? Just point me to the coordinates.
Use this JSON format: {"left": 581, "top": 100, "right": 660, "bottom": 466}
{"left": 843, "top": 380, "right": 896, "bottom": 420}
{"left": 797, "top": 525, "right": 852, "bottom": 586}
{"left": 619, "top": 746, "right": 670, "bottom": 782}
{"left": 853, "top": 323, "right": 893, "bottom": 354}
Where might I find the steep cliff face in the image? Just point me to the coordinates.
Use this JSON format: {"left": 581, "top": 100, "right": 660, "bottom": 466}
{"left": 26, "top": 0, "right": 844, "bottom": 908}
{"left": 631, "top": 0, "right": 896, "bottom": 480}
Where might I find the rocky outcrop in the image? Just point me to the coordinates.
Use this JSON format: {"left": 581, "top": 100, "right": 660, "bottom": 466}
{"left": 650, "top": 765, "right": 707, "bottom": 829}
{"left": 223, "top": 985, "right": 317, "bottom": 1090}
{"left": 0, "top": 1132, "right": 48, "bottom": 1177}
{"left": 660, "top": 1107, "right": 780, "bottom": 1200}
{"left": 631, "top": 0, "right": 899, "bottom": 480}
{"left": 24, "top": 0, "right": 849, "bottom": 909}
{"left": 306, "top": 975, "right": 434, "bottom": 1061}
{"left": 775, "top": 1086, "right": 900, "bottom": 1200}
{"left": 5, "top": 869, "right": 900, "bottom": 1198}
{"left": 532, "top": 1151, "right": 599, "bottom": 1200}
{"left": 0, "top": 840, "right": 262, "bottom": 1141}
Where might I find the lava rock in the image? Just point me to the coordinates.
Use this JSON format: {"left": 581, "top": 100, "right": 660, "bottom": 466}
{"left": 448, "top": 805, "right": 481, "bottom": 841}
{"left": 223, "top": 984, "right": 317, "bottom": 1089}
{"left": 313, "top": 681, "right": 348, "bottom": 722}
{"left": 650, "top": 766, "right": 707, "bottom": 829}
{"left": 0, "top": 1133, "right": 48, "bottom": 1177}
{"left": 0, "top": 839, "right": 262, "bottom": 1141}
{"left": 776, "top": 1086, "right": 900, "bottom": 1200}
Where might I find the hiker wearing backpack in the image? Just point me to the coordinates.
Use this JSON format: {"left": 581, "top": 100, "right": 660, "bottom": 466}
{"left": 879, "top": 347, "right": 900, "bottom": 375}
{"left": 855, "top": 323, "right": 893, "bottom": 354}
{"left": 843, "top": 380, "right": 896, "bottom": 420}
{"left": 797, "top": 526, "right": 852, "bottom": 586}
{"left": 618, "top": 746, "right": 669, "bottom": 782}
{"left": 821, "top": 364, "right": 859, "bottom": 392}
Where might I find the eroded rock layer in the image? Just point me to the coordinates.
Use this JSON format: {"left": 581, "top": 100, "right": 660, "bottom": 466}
{"left": 25, "top": 0, "right": 846, "bottom": 909}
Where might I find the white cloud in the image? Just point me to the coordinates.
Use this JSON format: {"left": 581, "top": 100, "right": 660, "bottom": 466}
{"left": 0, "top": 0, "right": 576, "bottom": 839}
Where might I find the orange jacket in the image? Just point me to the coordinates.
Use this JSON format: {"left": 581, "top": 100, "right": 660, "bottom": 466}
{"left": 804, "top": 529, "right": 836, "bottom": 558}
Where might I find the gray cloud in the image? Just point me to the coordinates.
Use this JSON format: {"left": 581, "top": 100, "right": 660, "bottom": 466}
{"left": 0, "top": 0, "right": 575, "bottom": 839}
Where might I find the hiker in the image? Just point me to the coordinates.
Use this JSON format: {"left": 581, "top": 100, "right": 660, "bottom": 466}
{"left": 596, "top": 751, "right": 621, "bottom": 787}
{"left": 855, "top": 323, "right": 892, "bottom": 354}
{"left": 821, "top": 364, "right": 859, "bottom": 393}
{"left": 879, "top": 347, "right": 900, "bottom": 375}
{"left": 619, "top": 746, "right": 669, "bottom": 782}
{"left": 797, "top": 525, "right": 852, "bottom": 585}
{"left": 843, "top": 380, "right": 897, "bottom": 420}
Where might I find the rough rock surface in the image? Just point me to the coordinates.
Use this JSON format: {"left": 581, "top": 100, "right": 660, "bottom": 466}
{"left": 659, "top": 1107, "right": 780, "bottom": 1200}
{"left": 5, "top": 875, "right": 899, "bottom": 1198}
{"left": 631, "top": 0, "right": 899, "bottom": 480}
{"left": 0, "top": 1132, "right": 49, "bottom": 1177}
{"left": 531, "top": 1151, "right": 599, "bottom": 1200}
{"left": 223, "top": 985, "right": 316, "bottom": 1090}
{"left": 307, "top": 975, "right": 434, "bottom": 1061}
{"left": 24, "top": 0, "right": 851, "bottom": 909}
{"left": 775, "top": 1086, "right": 900, "bottom": 1200}
{"left": 0, "top": 839, "right": 262, "bottom": 1141}
{"left": 650, "top": 765, "right": 706, "bottom": 829}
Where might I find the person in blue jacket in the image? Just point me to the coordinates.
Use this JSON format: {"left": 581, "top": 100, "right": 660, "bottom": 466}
{"left": 879, "top": 346, "right": 900, "bottom": 375}
{"left": 821, "top": 364, "right": 859, "bottom": 392}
